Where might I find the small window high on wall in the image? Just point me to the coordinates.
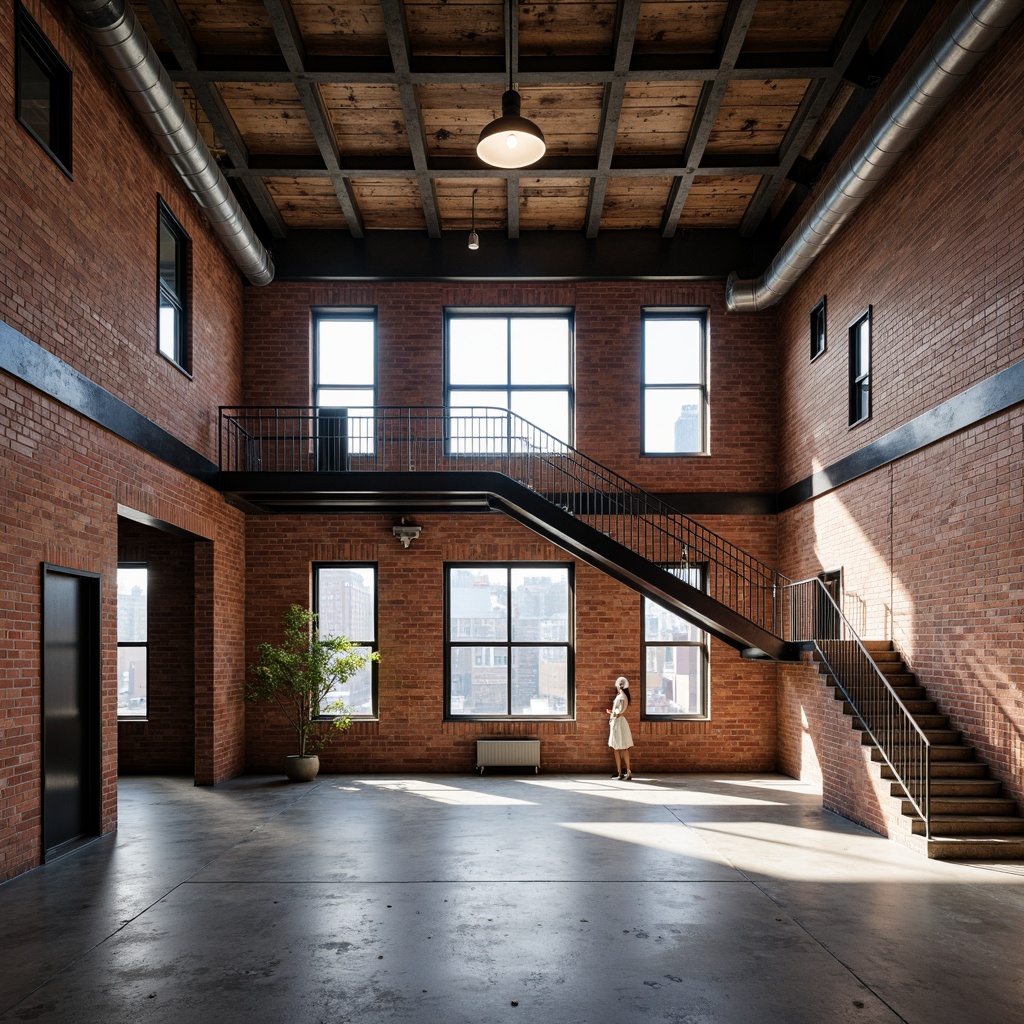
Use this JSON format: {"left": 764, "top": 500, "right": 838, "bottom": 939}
{"left": 117, "top": 564, "right": 148, "bottom": 718}
{"left": 848, "top": 307, "right": 872, "bottom": 426}
{"left": 157, "top": 199, "right": 190, "bottom": 373}
{"left": 16, "top": 5, "right": 72, "bottom": 175}
{"left": 642, "top": 310, "right": 708, "bottom": 455}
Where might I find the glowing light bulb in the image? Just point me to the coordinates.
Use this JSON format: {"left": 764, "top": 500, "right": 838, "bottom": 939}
{"left": 506, "top": 133, "right": 518, "bottom": 149}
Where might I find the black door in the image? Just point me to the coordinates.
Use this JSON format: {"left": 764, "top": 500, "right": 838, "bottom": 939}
{"left": 42, "top": 565, "right": 101, "bottom": 858}
{"left": 815, "top": 569, "right": 842, "bottom": 640}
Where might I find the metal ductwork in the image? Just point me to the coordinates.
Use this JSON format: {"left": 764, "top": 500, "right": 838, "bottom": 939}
{"left": 68, "top": 0, "right": 274, "bottom": 287}
{"left": 726, "top": 0, "right": 1024, "bottom": 313}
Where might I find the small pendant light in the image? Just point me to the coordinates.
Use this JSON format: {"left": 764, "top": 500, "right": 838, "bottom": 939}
{"left": 468, "top": 189, "right": 480, "bottom": 250}
{"left": 476, "top": 0, "right": 545, "bottom": 169}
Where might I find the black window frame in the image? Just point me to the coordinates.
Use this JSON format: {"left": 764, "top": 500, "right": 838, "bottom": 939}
{"left": 810, "top": 296, "right": 827, "bottom": 362}
{"left": 313, "top": 562, "right": 380, "bottom": 720}
{"left": 640, "top": 564, "right": 710, "bottom": 721}
{"left": 15, "top": 4, "right": 72, "bottom": 176}
{"left": 157, "top": 198, "right": 191, "bottom": 374}
{"left": 444, "top": 308, "right": 575, "bottom": 452}
{"left": 848, "top": 306, "right": 872, "bottom": 427}
{"left": 116, "top": 561, "right": 149, "bottom": 720}
{"left": 444, "top": 562, "right": 575, "bottom": 721}
{"left": 641, "top": 308, "right": 709, "bottom": 456}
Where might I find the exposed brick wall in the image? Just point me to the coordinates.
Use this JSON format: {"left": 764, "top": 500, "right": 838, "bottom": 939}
{"left": 1, "top": 0, "right": 245, "bottom": 464}
{"left": 243, "top": 512, "right": 779, "bottom": 775}
{"left": 775, "top": 12, "right": 1024, "bottom": 808}
{"left": 244, "top": 280, "right": 780, "bottom": 495}
{"left": 116, "top": 520, "right": 196, "bottom": 774}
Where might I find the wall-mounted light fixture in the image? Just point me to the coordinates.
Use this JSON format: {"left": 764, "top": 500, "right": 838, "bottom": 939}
{"left": 468, "top": 189, "right": 480, "bottom": 250}
{"left": 476, "top": 0, "right": 545, "bottom": 169}
{"left": 392, "top": 517, "right": 422, "bottom": 548}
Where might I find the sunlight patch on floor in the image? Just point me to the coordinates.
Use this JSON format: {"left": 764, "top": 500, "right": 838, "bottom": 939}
{"left": 358, "top": 779, "right": 537, "bottom": 806}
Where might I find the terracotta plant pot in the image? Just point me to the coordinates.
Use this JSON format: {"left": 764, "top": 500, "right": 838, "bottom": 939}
{"left": 284, "top": 754, "right": 320, "bottom": 782}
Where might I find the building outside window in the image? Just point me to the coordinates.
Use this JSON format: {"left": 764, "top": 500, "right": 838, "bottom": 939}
{"left": 446, "top": 311, "right": 573, "bottom": 453}
{"left": 315, "top": 564, "right": 378, "bottom": 717}
{"left": 16, "top": 5, "right": 72, "bottom": 174}
{"left": 117, "top": 564, "right": 148, "bottom": 718}
{"left": 849, "top": 306, "right": 872, "bottom": 426}
{"left": 157, "top": 199, "right": 190, "bottom": 372}
{"left": 446, "top": 564, "right": 573, "bottom": 719}
{"left": 642, "top": 310, "right": 708, "bottom": 455}
{"left": 315, "top": 310, "right": 377, "bottom": 457}
{"left": 642, "top": 566, "right": 709, "bottom": 718}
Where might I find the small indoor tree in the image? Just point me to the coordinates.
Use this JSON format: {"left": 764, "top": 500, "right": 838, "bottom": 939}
{"left": 246, "top": 604, "right": 378, "bottom": 780}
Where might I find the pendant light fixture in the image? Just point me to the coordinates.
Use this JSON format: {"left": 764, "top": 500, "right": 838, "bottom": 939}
{"left": 468, "top": 189, "right": 480, "bottom": 250}
{"left": 476, "top": 0, "right": 545, "bottom": 169}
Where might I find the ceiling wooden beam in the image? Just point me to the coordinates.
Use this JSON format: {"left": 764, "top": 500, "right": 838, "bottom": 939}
{"left": 660, "top": 0, "right": 759, "bottom": 237}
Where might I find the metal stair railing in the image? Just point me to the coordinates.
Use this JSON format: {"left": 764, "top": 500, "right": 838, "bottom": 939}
{"left": 219, "top": 405, "right": 785, "bottom": 641}
{"left": 782, "top": 576, "right": 931, "bottom": 838}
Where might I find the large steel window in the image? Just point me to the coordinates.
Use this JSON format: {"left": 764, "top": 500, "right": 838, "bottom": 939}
{"left": 314, "top": 564, "right": 378, "bottom": 717}
{"left": 642, "top": 310, "right": 708, "bottom": 455}
{"left": 315, "top": 310, "right": 377, "bottom": 457}
{"left": 642, "top": 566, "right": 709, "bottom": 719}
{"left": 117, "top": 564, "right": 148, "bottom": 718}
{"left": 446, "top": 564, "right": 573, "bottom": 719}
{"left": 446, "top": 311, "right": 573, "bottom": 452}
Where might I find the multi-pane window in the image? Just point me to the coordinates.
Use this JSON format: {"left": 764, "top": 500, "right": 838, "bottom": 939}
{"left": 446, "top": 311, "right": 573, "bottom": 452}
{"left": 315, "top": 564, "right": 378, "bottom": 717}
{"left": 315, "top": 311, "right": 377, "bottom": 459}
{"left": 642, "top": 566, "right": 709, "bottom": 719}
{"left": 157, "top": 199, "right": 190, "bottom": 371}
{"left": 642, "top": 310, "right": 708, "bottom": 455}
{"left": 16, "top": 5, "right": 72, "bottom": 175}
{"left": 117, "top": 564, "right": 148, "bottom": 718}
{"left": 446, "top": 564, "right": 573, "bottom": 718}
{"left": 810, "top": 296, "right": 827, "bottom": 361}
{"left": 849, "top": 307, "right": 872, "bottom": 426}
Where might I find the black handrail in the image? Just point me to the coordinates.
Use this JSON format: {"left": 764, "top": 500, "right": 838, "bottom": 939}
{"left": 219, "top": 405, "right": 785, "bottom": 640}
{"left": 782, "top": 576, "right": 930, "bottom": 838}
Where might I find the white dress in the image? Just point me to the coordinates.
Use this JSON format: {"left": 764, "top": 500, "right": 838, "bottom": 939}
{"left": 608, "top": 693, "right": 634, "bottom": 750}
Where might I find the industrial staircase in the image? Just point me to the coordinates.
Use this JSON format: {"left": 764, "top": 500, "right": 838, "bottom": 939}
{"left": 218, "top": 406, "right": 1021, "bottom": 859}
{"left": 819, "top": 640, "right": 1024, "bottom": 860}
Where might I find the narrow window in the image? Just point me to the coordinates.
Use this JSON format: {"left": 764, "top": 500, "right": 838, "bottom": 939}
{"left": 446, "top": 564, "right": 574, "bottom": 719}
{"left": 315, "top": 564, "right": 378, "bottom": 717}
{"left": 117, "top": 564, "right": 148, "bottom": 718}
{"left": 446, "top": 310, "right": 573, "bottom": 453}
{"left": 157, "top": 199, "right": 190, "bottom": 372}
{"left": 642, "top": 310, "right": 708, "bottom": 455}
{"left": 314, "top": 310, "right": 377, "bottom": 461}
{"left": 810, "top": 296, "right": 827, "bottom": 361}
{"left": 848, "top": 307, "right": 872, "bottom": 426}
{"left": 641, "top": 566, "right": 709, "bottom": 719}
{"left": 16, "top": 5, "right": 72, "bottom": 175}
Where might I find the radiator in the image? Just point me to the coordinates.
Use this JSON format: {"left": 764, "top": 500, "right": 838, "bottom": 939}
{"left": 476, "top": 738, "right": 540, "bottom": 773}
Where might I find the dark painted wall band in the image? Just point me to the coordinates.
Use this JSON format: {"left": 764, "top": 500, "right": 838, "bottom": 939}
{"left": 0, "top": 319, "right": 219, "bottom": 481}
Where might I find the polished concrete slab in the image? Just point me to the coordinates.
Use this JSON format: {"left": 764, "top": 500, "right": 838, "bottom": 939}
{"left": 1, "top": 773, "right": 1023, "bottom": 1023}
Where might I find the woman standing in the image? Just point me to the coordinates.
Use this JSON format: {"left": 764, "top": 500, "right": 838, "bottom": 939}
{"left": 606, "top": 676, "right": 634, "bottom": 779}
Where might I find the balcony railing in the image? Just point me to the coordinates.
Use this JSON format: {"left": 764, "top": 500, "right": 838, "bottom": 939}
{"left": 220, "top": 405, "right": 784, "bottom": 641}
{"left": 782, "top": 576, "right": 931, "bottom": 838}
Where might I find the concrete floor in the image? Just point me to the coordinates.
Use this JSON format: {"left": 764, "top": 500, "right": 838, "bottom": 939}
{"left": 2, "top": 774, "right": 1023, "bottom": 1024}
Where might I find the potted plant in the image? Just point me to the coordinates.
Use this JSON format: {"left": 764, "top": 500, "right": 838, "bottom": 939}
{"left": 246, "top": 604, "right": 378, "bottom": 781}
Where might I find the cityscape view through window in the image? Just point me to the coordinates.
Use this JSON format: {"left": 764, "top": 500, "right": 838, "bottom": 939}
{"left": 117, "top": 564, "right": 148, "bottom": 717}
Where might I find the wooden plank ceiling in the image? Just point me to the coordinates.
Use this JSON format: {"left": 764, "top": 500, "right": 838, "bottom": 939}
{"left": 136, "top": 0, "right": 918, "bottom": 275}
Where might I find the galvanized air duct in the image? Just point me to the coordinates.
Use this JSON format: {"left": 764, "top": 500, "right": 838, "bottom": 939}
{"left": 726, "top": 0, "right": 1024, "bottom": 312}
{"left": 67, "top": 0, "right": 274, "bottom": 287}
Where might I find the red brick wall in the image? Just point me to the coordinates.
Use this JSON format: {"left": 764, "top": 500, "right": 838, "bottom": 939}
{"left": 244, "top": 280, "right": 780, "bottom": 495}
{"left": 117, "top": 520, "right": 196, "bottom": 774}
{"left": 775, "top": 10, "right": 1024, "bottom": 808}
{"left": 244, "top": 512, "right": 779, "bottom": 774}
{"left": 1, "top": 0, "right": 245, "bottom": 462}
